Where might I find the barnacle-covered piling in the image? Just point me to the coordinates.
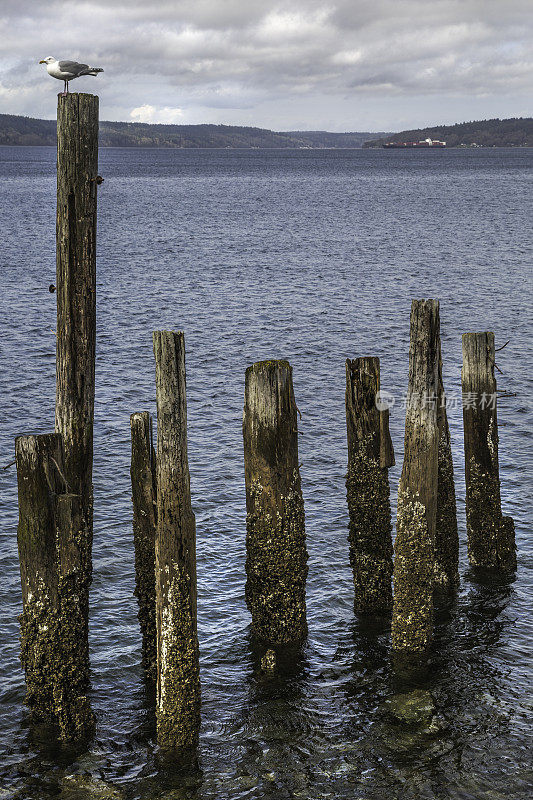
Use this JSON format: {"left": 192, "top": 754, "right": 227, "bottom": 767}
{"left": 153, "top": 331, "right": 200, "bottom": 752}
{"left": 462, "top": 333, "right": 516, "bottom": 570}
{"left": 392, "top": 300, "right": 439, "bottom": 656}
{"left": 55, "top": 93, "right": 99, "bottom": 661}
{"left": 15, "top": 433, "right": 94, "bottom": 740}
{"left": 345, "top": 357, "right": 395, "bottom": 613}
{"left": 243, "top": 360, "right": 308, "bottom": 645}
{"left": 130, "top": 411, "right": 157, "bottom": 684}
{"left": 434, "top": 342, "right": 459, "bottom": 594}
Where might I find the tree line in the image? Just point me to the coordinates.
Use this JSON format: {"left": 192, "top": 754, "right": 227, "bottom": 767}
{"left": 363, "top": 118, "right": 533, "bottom": 148}
{"left": 1, "top": 113, "right": 531, "bottom": 148}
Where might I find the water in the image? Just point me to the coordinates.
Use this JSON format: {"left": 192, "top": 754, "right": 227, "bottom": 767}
{"left": 0, "top": 146, "right": 532, "bottom": 799}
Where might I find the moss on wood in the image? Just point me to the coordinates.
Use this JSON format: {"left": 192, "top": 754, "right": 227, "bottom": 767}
{"left": 130, "top": 412, "right": 157, "bottom": 685}
{"left": 153, "top": 331, "right": 200, "bottom": 753}
{"left": 466, "top": 456, "right": 516, "bottom": 570}
{"left": 346, "top": 437, "right": 393, "bottom": 613}
{"left": 156, "top": 568, "right": 200, "bottom": 752}
{"left": 434, "top": 423, "right": 459, "bottom": 593}
{"left": 391, "top": 488, "right": 434, "bottom": 654}
{"left": 392, "top": 301, "right": 439, "bottom": 658}
{"left": 245, "top": 474, "right": 307, "bottom": 644}
{"left": 243, "top": 360, "right": 308, "bottom": 646}
{"left": 16, "top": 435, "right": 94, "bottom": 741}
{"left": 462, "top": 332, "right": 516, "bottom": 571}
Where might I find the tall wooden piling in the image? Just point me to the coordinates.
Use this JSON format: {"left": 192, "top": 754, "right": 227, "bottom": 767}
{"left": 392, "top": 300, "right": 439, "bottom": 657}
{"left": 130, "top": 412, "right": 157, "bottom": 684}
{"left": 434, "top": 343, "right": 460, "bottom": 593}
{"left": 55, "top": 93, "right": 99, "bottom": 657}
{"left": 15, "top": 434, "right": 94, "bottom": 740}
{"left": 243, "top": 360, "right": 308, "bottom": 645}
{"left": 345, "top": 357, "right": 395, "bottom": 613}
{"left": 153, "top": 331, "right": 200, "bottom": 752}
{"left": 462, "top": 333, "right": 516, "bottom": 570}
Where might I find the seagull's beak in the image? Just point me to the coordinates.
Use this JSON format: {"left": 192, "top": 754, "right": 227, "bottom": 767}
{"left": 39, "top": 59, "right": 46, "bottom": 64}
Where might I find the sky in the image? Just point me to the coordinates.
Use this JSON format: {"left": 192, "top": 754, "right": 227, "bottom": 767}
{"left": 0, "top": 0, "right": 531, "bottom": 131}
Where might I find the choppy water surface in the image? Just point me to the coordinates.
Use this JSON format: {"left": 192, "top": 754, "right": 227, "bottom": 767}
{"left": 0, "top": 146, "right": 532, "bottom": 799}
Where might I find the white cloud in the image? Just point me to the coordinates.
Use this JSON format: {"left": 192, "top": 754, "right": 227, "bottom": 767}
{"left": 256, "top": 8, "right": 332, "bottom": 42}
{"left": 130, "top": 104, "right": 183, "bottom": 123}
{"left": 332, "top": 50, "right": 362, "bottom": 65}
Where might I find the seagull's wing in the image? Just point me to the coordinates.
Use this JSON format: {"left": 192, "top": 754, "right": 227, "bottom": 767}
{"left": 58, "top": 60, "right": 89, "bottom": 76}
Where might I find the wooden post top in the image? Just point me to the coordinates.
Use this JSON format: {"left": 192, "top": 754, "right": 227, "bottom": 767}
{"left": 57, "top": 92, "right": 99, "bottom": 112}
{"left": 244, "top": 360, "right": 295, "bottom": 434}
{"left": 245, "top": 359, "right": 292, "bottom": 377}
{"left": 462, "top": 332, "right": 496, "bottom": 393}
{"left": 462, "top": 331, "right": 495, "bottom": 338}
{"left": 57, "top": 92, "right": 98, "bottom": 98}
{"left": 345, "top": 356, "right": 395, "bottom": 469}
{"left": 346, "top": 355, "right": 380, "bottom": 368}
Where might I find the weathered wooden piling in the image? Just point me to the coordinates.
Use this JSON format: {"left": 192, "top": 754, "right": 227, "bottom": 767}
{"left": 434, "top": 343, "right": 460, "bottom": 593}
{"left": 55, "top": 93, "right": 99, "bottom": 656}
{"left": 153, "top": 331, "right": 200, "bottom": 752}
{"left": 392, "top": 300, "right": 439, "bottom": 656}
{"left": 345, "top": 357, "right": 395, "bottom": 613}
{"left": 15, "top": 434, "right": 94, "bottom": 740}
{"left": 130, "top": 412, "right": 157, "bottom": 684}
{"left": 243, "top": 360, "right": 308, "bottom": 645}
{"left": 462, "top": 333, "right": 516, "bottom": 570}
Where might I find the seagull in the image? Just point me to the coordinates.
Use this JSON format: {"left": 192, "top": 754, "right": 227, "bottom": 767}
{"left": 39, "top": 57, "right": 103, "bottom": 94}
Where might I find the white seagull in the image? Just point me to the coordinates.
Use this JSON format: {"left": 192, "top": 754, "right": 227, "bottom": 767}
{"left": 39, "top": 57, "right": 104, "bottom": 94}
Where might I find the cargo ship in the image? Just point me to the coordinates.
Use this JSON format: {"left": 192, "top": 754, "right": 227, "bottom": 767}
{"left": 382, "top": 137, "right": 446, "bottom": 149}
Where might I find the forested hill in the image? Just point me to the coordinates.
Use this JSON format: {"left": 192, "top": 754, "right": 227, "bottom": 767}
{"left": 363, "top": 118, "right": 533, "bottom": 148}
{"left": 285, "top": 130, "right": 390, "bottom": 148}
{"left": 0, "top": 114, "right": 386, "bottom": 148}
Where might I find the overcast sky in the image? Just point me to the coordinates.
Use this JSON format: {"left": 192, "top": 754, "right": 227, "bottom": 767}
{"left": 1, "top": 0, "right": 531, "bottom": 131}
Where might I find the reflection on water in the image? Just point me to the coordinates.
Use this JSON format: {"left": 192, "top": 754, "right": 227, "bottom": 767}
{"left": 0, "top": 146, "right": 531, "bottom": 799}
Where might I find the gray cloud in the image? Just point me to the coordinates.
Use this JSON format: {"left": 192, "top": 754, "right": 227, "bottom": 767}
{"left": 0, "top": 0, "right": 531, "bottom": 129}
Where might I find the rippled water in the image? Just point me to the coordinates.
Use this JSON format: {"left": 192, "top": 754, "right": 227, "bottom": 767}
{"left": 0, "top": 146, "right": 531, "bottom": 799}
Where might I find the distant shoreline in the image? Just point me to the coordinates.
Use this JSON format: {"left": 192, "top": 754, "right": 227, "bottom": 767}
{"left": 2, "top": 114, "right": 530, "bottom": 149}
{"left": 1, "top": 143, "right": 531, "bottom": 150}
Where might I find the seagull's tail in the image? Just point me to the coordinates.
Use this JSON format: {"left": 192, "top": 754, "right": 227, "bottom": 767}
{"left": 86, "top": 67, "right": 104, "bottom": 76}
